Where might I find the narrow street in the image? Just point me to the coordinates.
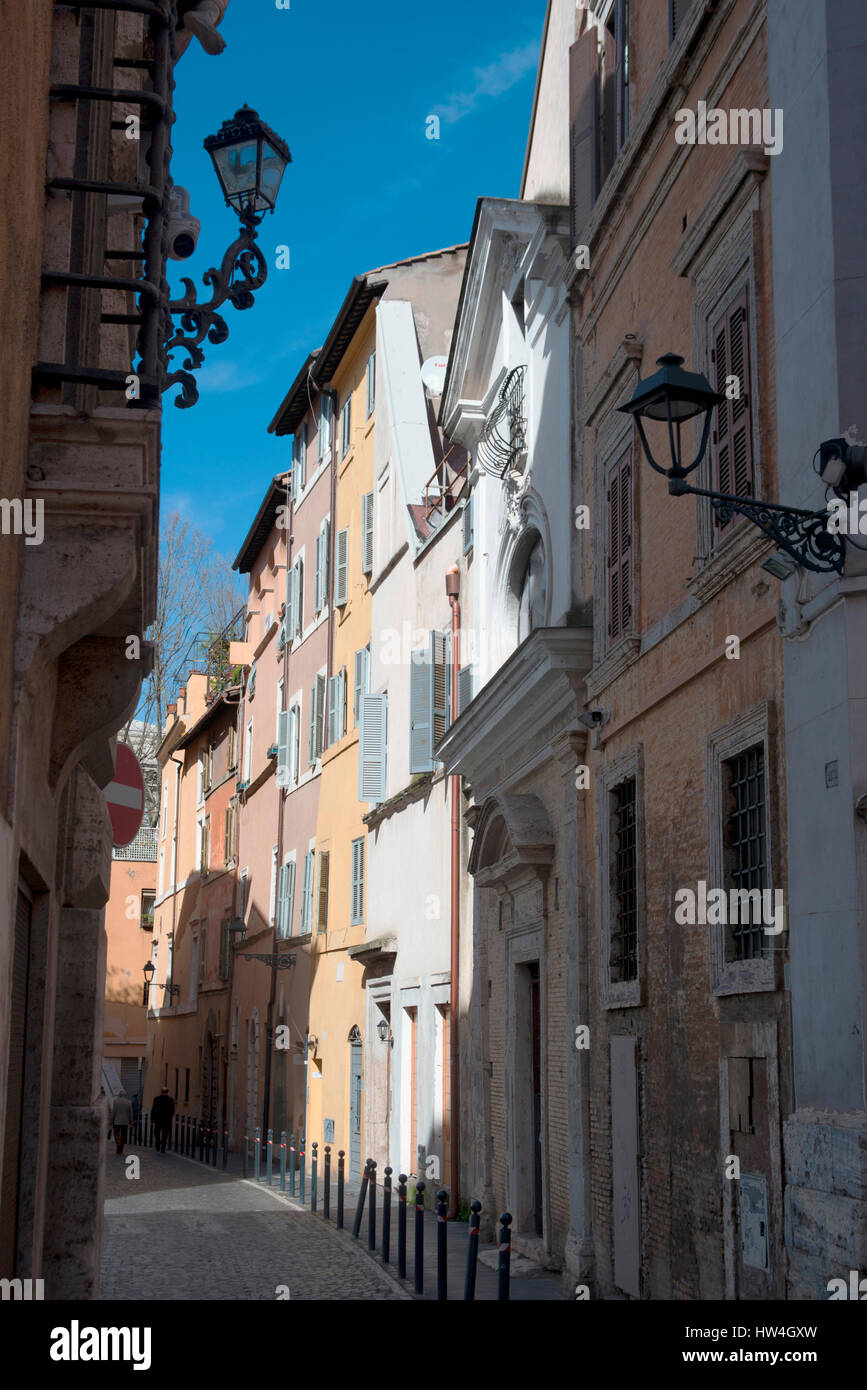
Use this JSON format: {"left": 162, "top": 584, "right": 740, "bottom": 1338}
{"left": 100, "top": 1149, "right": 406, "bottom": 1301}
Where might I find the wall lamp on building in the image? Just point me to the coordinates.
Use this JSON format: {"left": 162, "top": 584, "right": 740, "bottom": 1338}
{"left": 618, "top": 353, "right": 849, "bottom": 575}
{"left": 376, "top": 1018, "right": 394, "bottom": 1047}
{"left": 142, "top": 960, "right": 155, "bottom": 1008}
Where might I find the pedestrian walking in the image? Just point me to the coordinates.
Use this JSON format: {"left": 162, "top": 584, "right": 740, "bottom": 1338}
{"left": 151, "top": 1087, "right": 175, "bottom": 1153}
{"left": 110, "top": 1090, "right": 133, "bottom": 1155}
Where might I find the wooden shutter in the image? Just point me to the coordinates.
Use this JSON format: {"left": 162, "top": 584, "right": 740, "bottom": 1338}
{"left": 277, "top": 709, "right": 291, "bottom": 782}
{"left": 314, "top": 533, "right": 323, "bottom": 611}
{"left": 608, "top": 449, "right": 633, "bottom": 642}
{"left": 317, "top": 851, "right": 330, "bottom": 932}
{"left": 335, "top": 527, "right": 349, "bottom": 605}
{"left": 289, "top": 704, "right": 299, "bottom": 783}
{"left": 223, "top": 806, "right": 233, "bottom": 864}
{"left": 430, "top": 630, "right": 452, "bottom": 748}
{"left": 309, "top": 684, "right": 317, "bottom": 764}
{"left": 410, "top": 652, "right": 434, "bottom": 773}
{"left": 358, "top": 692, "right": 387, "bottom": 802}
{"left": 285, "top": 859, "right": 296, "bottom": 937}
{"left": 316, "top": 673, "right": 326, "bottom": 758}
{"left": 327, "top": 675, "right": 338, "bottom": 747}
{"left": 276, "top": 863, "right": 288, "bottom": 938}
{"left": 298, "top": 422, "right": 307, "bottom": 487}
{"left": 338, "top": 667, "right": 346, "bottom": 740}
{"left": 354, "top": 646, "right": 370, "bottom": 725}
{"left": 711, "top": 288, "right": 754, "bottom": 529}
{"left": 462, "top": 494, "right": 473, "bottom": 554}
{"left": 458, "top": 664, "right": 473, "bottom": 716}
{"left": 361, "top": 491, "right": 374, "bottom": 574}
{"left": 301, "top": 851, "right": 314, "bottom": 932}
{"left": 286, "top": 563, "right": 296, "bottom": 640}
{"left": 569, "top": 29, "right": 599, "bottom": 240}
{"left": 599, "top": 24, "right": 616, "bottom": 187}
{"left": 321, "top": 519, "right": 330, "bottom": 607}
{"left": 351, "top": 838, "right": 365, "bottom": 924}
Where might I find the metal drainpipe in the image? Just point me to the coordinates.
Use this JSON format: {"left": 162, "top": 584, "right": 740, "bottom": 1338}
{"left": 316, "top": 383, "right": 339, "bottom": 694}
{"left": 169, "top": 752, "right": 184, "bottom": 1000}
{"left": 445, "top": 564, "right": 461, "bottom": 1217}
{"left": 220, "top": 684, "right": 245, "bottom": 1158}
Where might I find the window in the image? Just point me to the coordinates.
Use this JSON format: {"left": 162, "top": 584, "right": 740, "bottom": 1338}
{"left": 227, "top": 722, "right": 237, "bottom": 770}
{"left": 361, "top": 491, "right": 374, "bottom": 574}
{"left": 335, "top": 527, "right": 349, "bottom": 606}
{"left": 601, "top": 0, "right": 629, "bottom": 179}
{"left": 269, "top": 844, "right": 279, "bottom": 926}
{"left": 318, "top": 396, "right": 332, "bottom": 460}
{"left": 286, "top": 557, "right": 304, "bottom": 640}
{"left": 609, "top": 779, "right": 638, "bottom": 984}
{"left": 366, "top": 351, "right": 376, "bottom": 418}
{"left": 670, "top": 0, "right": 693, "bottom": 42}
{"left": 219, "top": 918, "right": 230, "bottom": 980}
{"left": 462, "top": 493, "right": 474, "bottom": 554}
{"left": 317, "top": 851, "right": 330, "bottom": 933}
{"left": 293, "top": 422, "right": 307, "bottom": 494}
{"left": 276, "top": 677, "right": 284, "bottom": 744}
{"left": 140, "top": 890, "right": 155, "bottom": 930}
{"left": 517, "top": 539, "right": 547, "bottom": 644}
{"left": 201, "top": 817, "right": 210, "bottom": 874}
{"left": 358, "top": 692, "right": 387, "bottom": 803}
{"left": 430, "top": 630, "right": 452, "bottom": 748}
{"left": 711, "top": 287, "right": 754, "bottom": 530}
{"left": 197, "top": 749, "right": 206, "bottom": 806}
{"left": 328, "top": 668, "right": 346, "bottom": 746}
{"left": 206, "top": 743, "right": 214, "bottom": 791}
{"left": 199, "top": 926, "right": 207, "bottom": 984}
{"left": 309, "top": 673, "right": 327, "bottom": 763}
{"left": 315, "top": 521, "right": 331, "bottom": 613}
{"left": 300, "top": 850, "right": 315, "bottom": 933}
{"left": 457, "top": 664, "right": 473, "bottom": 716}
{"left": 223, "top": 804, "right": 236, "bottom": 866}
{"left": 248, "top": 660, "right": 257, "bottom": 697}
{"left": 353, "top": 647, "right": 371, "bottom": 726}
{"left": 340, "top": 394, "right": 352, "bottom": 457}
{"left": 161, "top": 779, "right": 168, "bottom": 838}
{"left": 350, "top": 837, "right": 365, "bottom": 925}
{"left": 410, "top": 650, "right": 433, "bottom": 774}
{"left": 189, "top": 934, "right": 197, "bottom": 1001}
{"left": 722, "top": 745, "right": 768, "bottom": 963}
{"left": 239, "top": 868, "right": 248, "bottom": 925}
{"left": 158, "top": 847, "right": 164, "bottom": 896}
{"left": 243, "top": 719, "right": 253, "bottom": 784}
{"left": 276, "top": 858, "right": 296, "bottom": 939}
{"left": 607, "top": 449, "right": 633, "bottom": 643}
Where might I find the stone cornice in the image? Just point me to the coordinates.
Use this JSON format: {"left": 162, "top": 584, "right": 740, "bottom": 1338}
{"left": 671, "top": 149, "right": 769, "bottom": 279}
{"left": 581, "top": 338, "right": 644, "bottom": 429}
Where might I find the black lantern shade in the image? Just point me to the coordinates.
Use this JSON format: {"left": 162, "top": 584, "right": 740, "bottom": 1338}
{"left": 377, "top": 1018, "right": 389, "bottom": 1043}
{"left": 143, "top": 960, "right": 155, "bottom": 981}
{"left": 618, "top": 352, "right": 723, "bottom": 479}
{"left": 204, "top": 105, "right": 292, "bottom": 222}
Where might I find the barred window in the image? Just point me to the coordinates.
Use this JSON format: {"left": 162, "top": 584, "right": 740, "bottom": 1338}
{"left": 723, "top": 744, "right": 768, "bottom": 962}
{"left": 610, "top": 777, "right": 638, "bottom": 983}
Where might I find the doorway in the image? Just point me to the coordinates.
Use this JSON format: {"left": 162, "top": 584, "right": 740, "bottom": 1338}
{"left": 349, "top": 1028, "right": 363, "bottom": 1181}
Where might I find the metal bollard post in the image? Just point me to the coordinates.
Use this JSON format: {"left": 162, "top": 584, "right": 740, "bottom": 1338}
{"left": 143, "top": 1111, "right": 149, "bottom": 1148}
{"left": 397, "top": 1174, "right": 408, "bottom": 1280}
{"left": 299, "top": 1135, "right": 306, "bottom": 1204}
{"left": 242, "top": 1119, "right": 248, "bottom": 1178}
{"left": 173, "top": 1115, "right": 179, "bottom": 1152}
{"left": 436, "top": 1189, "right": 449, "bottom": 1301}
{"left": 368, "top": 1160, "right": 377, "bottom": 1252}
{"left": 311, "top": 1142, "right": 318, "bottom": 1213}
{"left": 337, "top": 1151, "right": 345, "bottom": 1229}
{"left": 198, "top": 1118, "right": 204, "bottom": 1163}
{"left": 266, "top": 1127, "right": 273, "bottom": 1186}
{"left": 352, "top": 1160, "right": 370, "bottom": 1239}
{"left": 222, "top": 1122, "right": 228, "bottom": 1170}
{"left": 382, "top": 1167, "right": 392, "bottom": 1264}
{"left": 414, "top": 1181, "right": 426, "bottom": 1296}
{"left": 212, "top": 1123, "right": 218, "bottom": 1166}
{"left": 323, "top": 1145, "right": 331, "bottom": 1220}
{"left": 464, "top": 1200, "right": 482, "bottom": 1301}
{"left": 254, "top": 1126, "right": 261, "bottom": 1183}
{"left": 289, "top": 1132, "right": 296, "bottom": 1196}
{"left": 497, "top": 1212, "right": 512, "bottom": 1301}
{"left": 280, "top": 1131, "right": 287, "bottom": 1192}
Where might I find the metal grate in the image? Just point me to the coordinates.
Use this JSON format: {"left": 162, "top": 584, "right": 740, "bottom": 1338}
{"left": 112, "top": 826, "right": 158, "bottom": 861}
{"left": 724, "top": 745, "right": 768, "bottom": 961}
{"left": 610, "top": 778, "right": 638, "bottom": 982}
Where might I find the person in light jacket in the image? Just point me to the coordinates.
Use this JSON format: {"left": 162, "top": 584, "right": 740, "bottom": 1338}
{"left": 110, "top": 1090, "right": 133, "bottom": 1155}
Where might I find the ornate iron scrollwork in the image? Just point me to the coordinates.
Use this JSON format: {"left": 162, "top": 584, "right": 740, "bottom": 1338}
{"left": 704, "top": 491, "right": 846, "bottom": 574}
{"left": 239, "top": 952, "right": 297, "bottom": 970}
{"left": 477, "top": 365, "right": 527, "bottom": 479}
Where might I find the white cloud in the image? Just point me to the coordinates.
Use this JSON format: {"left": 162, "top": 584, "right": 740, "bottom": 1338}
{"left": 434, "top": 39, "right": 539, "bottom": 125}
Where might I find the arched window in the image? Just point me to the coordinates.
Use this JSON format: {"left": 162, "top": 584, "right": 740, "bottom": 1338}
{"left": 517, "top": 538, "right": 546, "bottom": 644}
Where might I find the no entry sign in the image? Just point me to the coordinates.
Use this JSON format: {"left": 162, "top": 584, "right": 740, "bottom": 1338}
{"left": 106, "top": 743, "right": 145, "bottom": 848}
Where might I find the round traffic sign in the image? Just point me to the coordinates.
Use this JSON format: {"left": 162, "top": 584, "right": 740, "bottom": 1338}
{"left": 106, "top": 743, "right": 145, "bottom": 848}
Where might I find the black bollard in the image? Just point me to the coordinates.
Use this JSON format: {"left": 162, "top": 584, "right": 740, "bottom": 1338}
{"left": 382, "top": 1167, "right": 392, "bottom": 1264}
{"left": 323, "top": 1145, "right": 331, "bottom": 1220}
{"left": 414, "top": 1180, "right": 426, "bottom": 1296}
{"left": 198, "top": 1118, "right": 204, "bottom": 1163}
{"left": 222, "top": 1122, "right": 228, "bottom": 1170}
{"left": 368, "top": 1160, "right": 377, "bottom": 1251}
{"left": 336, "top": 1150, "right": 345, "bottom": 1230}
{"left": 497, "top": 1212, "right": 512, "bottom": 1301}
{"left": 397, "top": 1174, "right": 408, "bottom": 1280}
{"left": 173, "top": 1115, "right": 179, "bottom": 1153}
{"left": 311, "top": 1142, "right": 318, "bottom": 1213}
{"left": 436, "top": 1189, "right": 449, "bottom": 1301}
{"left": 464, "top": 1200, "right": 482, "bottom": 1301}
{"left": 351, "top": 1160, "right": 370, "bottom": 1239}
{"left": 143, "top": 1111, "right": 149, "bottom": 1148}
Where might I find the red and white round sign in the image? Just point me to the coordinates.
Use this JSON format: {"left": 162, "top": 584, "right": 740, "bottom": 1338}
{"left": 106, "top": 743, "right": 145, "bottom": 848}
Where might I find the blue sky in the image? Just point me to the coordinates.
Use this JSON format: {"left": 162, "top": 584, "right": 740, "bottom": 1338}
{"left": 162, "top": 0, "right": 544, "bottom": 558}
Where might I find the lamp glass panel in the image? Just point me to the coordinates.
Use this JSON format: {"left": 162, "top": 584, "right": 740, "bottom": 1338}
{"left": 259, "top": 142, "right": 287, "bottom": 209}
{"left": 214, "top": 140, "right": 259, "bottom": 204}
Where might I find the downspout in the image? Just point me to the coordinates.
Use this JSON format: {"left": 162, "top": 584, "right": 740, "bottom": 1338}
{"left": 445, "top": 564, "right": 461, "bottom": 1217}
{"left": 316, "top": 382, "right": 339, "bottom": 693}
{"left": 169, "top": 751, "right": 184, "bottom": 999}
{"left": 220, "top": 683, "right": 245, "bottom": 1157}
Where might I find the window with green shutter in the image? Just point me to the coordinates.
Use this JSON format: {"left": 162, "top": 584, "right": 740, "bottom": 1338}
{"left": 317, "top": 852, "right": 330, "bottom": 932}
{"left": 300, "top": 850, "right": 315, "bottom": 934}
{"left": 358, "top": 692, "right": 387, "bottom": 803}
{"left": 350, "top": 837, "right": 365, "bottom": 925}
{"left": 361, "top": 491, "right": 374, "bottom": 575}
{"left": 457, "top": 664, "right": 473, "bottom": 716}
{"left": 335, "top": 527, "right": 349, "bottom": 606}
{"left": 353, "top": 646, "right": 370, "bottom": 726}
{"left": 462, "top": 493, "right": 473, "bottom": 554}
{"left": 340, "top": 396, "right": 352, "bottom": 457}
{"left": 410, "top": 651, "right": 434, "bottom": 773}
{"left": 430, "top": 630, "right": 452, "bottom": 752}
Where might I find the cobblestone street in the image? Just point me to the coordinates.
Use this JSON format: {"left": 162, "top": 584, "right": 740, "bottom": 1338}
{"left": 100, "top": 1148, "right": 408, "bottom": 1301}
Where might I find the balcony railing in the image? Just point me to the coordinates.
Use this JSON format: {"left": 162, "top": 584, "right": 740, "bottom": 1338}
{"left": 423, "top": 447, "right": 468, "bottom": 528}
{"left": 477, "top": 365, "right": 527, "bottom": 479}
{"left": 113, "top": 825, "right": 158, "bottom": 862}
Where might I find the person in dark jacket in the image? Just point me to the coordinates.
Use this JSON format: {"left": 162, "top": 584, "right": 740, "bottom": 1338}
{"left": 151, "top": 1088, "right": 175, "bottom": 1153}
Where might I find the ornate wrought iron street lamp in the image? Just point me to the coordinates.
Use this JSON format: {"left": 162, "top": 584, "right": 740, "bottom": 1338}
{"left": 618, "top": 352, "right": 849, "bottom": 575}
{"left": 164, "top": 106, "right": 292, "bottom": 409}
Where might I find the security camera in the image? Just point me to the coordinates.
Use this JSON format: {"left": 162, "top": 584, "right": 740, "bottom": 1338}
{"left": 819, "top": 438, "right": 867, "bottom": 497}
{"left": 167, "top": 185, "right": 200, "bottom": 261}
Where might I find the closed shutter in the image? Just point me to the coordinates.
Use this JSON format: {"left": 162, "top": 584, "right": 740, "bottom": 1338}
{"left": 285, "top": 859, "right": 296, "bottom": 937}
{"left": 317, "top": 852, "right": 330, "bottom": 932}
{"left": 337, "top": 667, "right": 346, "bottom": 740}
{"left": 309, "top": 684, "right": 317, "bottom": 764}
{"left": 361, "top": 491, "right": 374, "bottom": 574}
{"left": 289, "top": 704, "right": 299, "bottom": 783}
{"left": 297, "top": 422, "right": 307, "bottom": 488}
{"left": 350, "top": 838, "right": 365, "bottom": 924}
{"left": 569, "top": 29, "right": 599, "bottom": 242}
{"left": 711, "top": 287, "right": 754, "bottom": 530}
{"left": 314, "top": 533, "right": 323, "bottom": 612}
{"left": 410, "top": 652, "right": 434, "bottom": 773}
{"left": 354, "top": 646, "right": 370, "bottom": 726}
{"left": 608, "top": 449, "right": 633, "bottom": 642}
{"left": 430, "top": 630, "right": 452, "bottom": 749}
{"left": 277, "top": 709, "right": 291, "bottom": 782}
{"left": 321, "top": 520, "right": 330, "bottom": 609}
{"left": 286, "top": 564, "right": 296, "bottom": 641}
{"left": 458, "top": 664, "right": 473, "bottom": 716}
{"left": 319, "top": 397, "right": 332, "bottom": 458}
{"left": 358, "top": 692, "right": 387, "bottom": 802}
{"left": 335, "top": 527, "right": 349, "bottom": 606}
{"left": 462, "top": 494, "right": 473, "bottom": 554}
{"left": 295, "top": 558, "right": 303, "bottom": 635}
{"left": 301, "top": 851, "right": 314, "bottom": 933}
{"left": 276, "top": 863, "right": 289, "bottom": 938}
{"left": 366, "top": 351, "right": 376, "bottom": 417}
{"left": 316, "top": 673, "right": 326, "bottom": 758}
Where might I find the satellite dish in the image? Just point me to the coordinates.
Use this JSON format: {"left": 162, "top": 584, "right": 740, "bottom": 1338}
{"left": 420, "top": 355, "right": 449, "bottom": 398}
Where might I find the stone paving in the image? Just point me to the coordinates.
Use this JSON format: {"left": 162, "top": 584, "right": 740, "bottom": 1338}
{"left": 99, "top": 1147, "right": 408, "bottom": 1301}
